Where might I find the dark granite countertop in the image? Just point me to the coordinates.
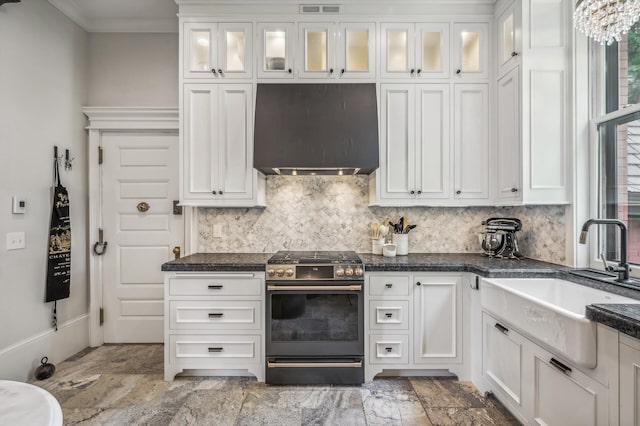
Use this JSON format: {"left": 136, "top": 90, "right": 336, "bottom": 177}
{"left": 586, "top": 304, "right": 640, "bottom": 340}
{"left": 162, "top": 253, "right": 273, "bottom": 272}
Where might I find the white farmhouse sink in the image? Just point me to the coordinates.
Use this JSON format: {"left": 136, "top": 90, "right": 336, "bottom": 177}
{"left": 480, "top": 277, "right": 639, "bottom": 368}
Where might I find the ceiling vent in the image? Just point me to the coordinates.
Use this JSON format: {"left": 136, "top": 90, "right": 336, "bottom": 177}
{"left": 299, "top": 4, "right": 341, "bottom": 14}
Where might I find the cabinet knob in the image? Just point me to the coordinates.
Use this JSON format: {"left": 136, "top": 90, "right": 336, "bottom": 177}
{"left": 410, "top": 190, "right": 415, "bottom": 195}
{"left": 212, "top": 191, "right": 217, "bottom": 195}
{"left": 219, "top": 191, "right": 223, "bottom": 195}
{"left": 416, "top": 281, "right": 421, "bottom": 286}
{"left": 417, "top": 69, "right": 422, "bottom": 74}
{"left": 329, "top": 68, "right": 334, "bottom": 74}
{"left": 385, "top": 283, "right": 393, "bottom": 288}
{"left": 456, "top": 69, "right": 461, "bottom": 74}
{"left": 211, "top": 68, "right": 217, "bottom": 75}
{"left": 456, "top": 190, "right": 461, "bottom": 195}
{"left": 511, "top": 187, "right": 518, "bottom": 192}
{"left": 417, "top": 190, "right": 422, "bottom": 194}
{"left": 218, "top": 68, "right": 223, "bottom": 75}
{"left": 410, "top": 69, "right": 415, "bottom": 74}
{"left": 341, "top": 69, "right": 345, "bottom": 74}
{"left": 511, "top": 51, "right": 518, "bottom": 57}
{"left": 288, "top": 68, "right": 292, "bottom": 74}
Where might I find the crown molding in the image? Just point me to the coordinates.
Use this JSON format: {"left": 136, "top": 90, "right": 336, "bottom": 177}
{"left": 83, "top": 107, "right": 179, "bottom": 130}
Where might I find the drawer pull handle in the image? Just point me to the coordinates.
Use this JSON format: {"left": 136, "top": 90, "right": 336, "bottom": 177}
{"left": 208, "top": 313, "right": 224, "bottom": 318}
{"left": 385, "top": 283, "right": 393, "bottom": 288}
{"left": 385, "top": 347, "right": 393, "bottom": 353}
{"left": 208, "top": 285, "right": 223, "bottom": 290}
{"left": 385, "top": 313, "right": 393, "bottom": 318}
{"left": 549, "top": 357, "right": 572, "bottom": 375}
{"left": 208, "top": 347, "right": 223, "bottom": 353}
{"left": 494, "top": 323, "right": 509, "bottom": 334}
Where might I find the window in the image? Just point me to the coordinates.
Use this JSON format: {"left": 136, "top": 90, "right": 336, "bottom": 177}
{"left": 595, "top": 22, "right": 640, "bottom": 269}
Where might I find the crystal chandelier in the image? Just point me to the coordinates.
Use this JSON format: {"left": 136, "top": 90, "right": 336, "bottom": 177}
{"left": 573, "top": 0, "right": 640, "bottom": 45}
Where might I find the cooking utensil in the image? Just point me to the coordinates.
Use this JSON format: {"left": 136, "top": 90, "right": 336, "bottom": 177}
{"left": 403, "top": 216, "right": 409, "bottom": 233}
{"left": 372, "top": 223, "right": 379, "bottom": 239}
{"left": 379, "top": 224, "right": 389, "bottom": 237}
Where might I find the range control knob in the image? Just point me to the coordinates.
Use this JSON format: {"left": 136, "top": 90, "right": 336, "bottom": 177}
{"left": 354, "top": 267, "right": 363, "bottom": 277}
{"left": 276, "top": 269, "right": 285, "bottom": 277}
{"left": 345, "top": 267, "right": 354, "bottom": 277}
{"left": 267, "top": 268, "right": 276, "bottom": 277}
{"left": 285, "top": 268, "right": 294, "bottom": 277}
{"left": 336, "top": 267, "right": 345, "bottom": 277}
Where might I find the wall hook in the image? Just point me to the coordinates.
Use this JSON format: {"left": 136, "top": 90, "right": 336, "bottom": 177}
{"left": 64, "top": 149, "right": 74, "bottom": 171}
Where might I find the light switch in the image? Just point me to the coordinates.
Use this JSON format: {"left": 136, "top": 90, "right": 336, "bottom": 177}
{"left": 7, "top": 232, "right": 25, "bottom": 250}
{"left": 12, "top": 196, "right": 26, "bottom": 214}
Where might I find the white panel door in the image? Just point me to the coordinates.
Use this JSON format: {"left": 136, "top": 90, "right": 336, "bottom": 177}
{"left": 496, "top": 68, "right": 521, "bottom": 201}
{"left": 415, "top": 23, "right": 450, "bottom": 79}
{"left": 218, "top": 23, "right": 253, "bottom": 79}
{"left": 257, "top": 22, "right": 295, "bottom": 79}
{"left": 336, "top": 22, "right": 376, "bottom": 79}
{"left": 380, "top": 23, "right": 416, "bottom": 79}
{"left": 101, "top": 131, "right": 183, "bottom": 343}
{"left": 298, "top": 23, "right": 336, "bottom": 78}
{"left": 183, "top": 22, "right": 218, "bottom": 79}
{"left": 416, "top": 84, "right": 450, "bottom": 199}
{"left": 453, "top": 22, "right": 489, "bottom": 80}
{"left": 380, "top": 84, "right": 416, "bottom": 199}
{"left": 454, "top": 84, "right": 489, "bottom": 200}
{"left": 413, "top": 275, "right": 462, "bottom": 364}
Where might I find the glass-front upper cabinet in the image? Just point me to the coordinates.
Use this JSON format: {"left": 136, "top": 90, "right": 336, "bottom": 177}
{"left": 257, "top": 23, "right": 295, "bottom": 79}
{"left": 497, "top": 2, "right": 521, "bottom": 78}
{"left": 298, "top": 22, "right": 375, "bottom": 79}
{"left": 453, "top": 23, "right": 488, "bottom": 79}
{"left": 184, "top": 22, "right": 252, "bottom": 79}
{"left": 381, "top": 23, "right": 449, "bottom": 79}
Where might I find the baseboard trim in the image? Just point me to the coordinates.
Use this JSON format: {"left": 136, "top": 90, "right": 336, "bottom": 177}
{"left": 0, "top": 314, "right": 90, "bottom": 382}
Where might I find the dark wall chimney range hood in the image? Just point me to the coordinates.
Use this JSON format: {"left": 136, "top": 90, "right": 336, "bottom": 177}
{"left": 254, "top": 83, "right": 379, "bottom": 175}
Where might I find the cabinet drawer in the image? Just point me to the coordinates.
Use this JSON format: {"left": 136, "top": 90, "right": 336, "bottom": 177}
{"left": 369, "top": 334, "right": 409, "bottom": 365}
{"left": 170, "top": 334, "right": 261, "bottom": 361}
{"left": 170, "top": 300, "right": 261, "bottom": 330}
{"left": 169, "top": 275, "right": 262, "bottom": 296}
{"left": 369, "top": 300, "right": 409, "bottom": 330}
{"left": 369, "top": 275, "right": 410, "bottom": 296}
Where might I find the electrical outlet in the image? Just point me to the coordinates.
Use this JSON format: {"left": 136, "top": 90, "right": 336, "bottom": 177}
{"left": 213, "top": 224, "right": 223, "bottom": 238}
{"left": 6, "top": 232, "right": 25, "bottom": 250}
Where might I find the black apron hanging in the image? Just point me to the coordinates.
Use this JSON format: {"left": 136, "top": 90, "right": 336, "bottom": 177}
{"left": 46, "top": 157, "right": 71, "bottom": 305}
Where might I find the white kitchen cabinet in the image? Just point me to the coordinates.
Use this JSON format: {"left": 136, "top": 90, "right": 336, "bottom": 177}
{"left": 414, "top": 275, "right": 462, "bottom": 364}
{"left": 298, "top": 22, "right": 375, "bottom": 79}
{"left": 183, "top": 22, "right": 253, "bottom": 79}
{"left": 453, "top": 23, "right": 489, "bottom": 80}
{"left": 496, "top": 68, "right": 521, "bottom": 202}
{"left": 496, "top": 0, "right": 521, "bottom": 78}
{"left": 365, "top": 272, "right": 466, "bottom": 382}
{"left": 493, "top": 0, "right": 570, "bottom": 205}
{"left": 257, "top": 23, "right": 295, "bottom": 79}
{"left": 182, "top": 83, "right": 265, "bottom": 207}
{"left": 378, "top": 84, "right": 450, "bottom": 202}
{"left": 164, "top": 271, "right": 266, "bottom": 381}
{"left": 380, "top": 23, "right": 450, "bottom": 79}
{"left": 620, "top": 335, "right": 640, "bottom": 425}
{"left": 454, "top": 84, "right": 489, "bottom": 200}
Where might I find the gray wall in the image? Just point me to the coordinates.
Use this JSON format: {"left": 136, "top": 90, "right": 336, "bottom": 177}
{"left": 0, "top": 0, "right": 89, "bottom": 379}
{"left": 87, "top": 33, "right": 178, "bottom": 107}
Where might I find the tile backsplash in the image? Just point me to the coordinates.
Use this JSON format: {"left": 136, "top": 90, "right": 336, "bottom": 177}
{"left": 198, "top": 176, "right": 567, "bottom": 265}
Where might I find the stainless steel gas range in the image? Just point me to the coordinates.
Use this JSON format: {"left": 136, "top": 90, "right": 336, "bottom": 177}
{"left": 265, "top": 251, "right": 364, "bottom": 385}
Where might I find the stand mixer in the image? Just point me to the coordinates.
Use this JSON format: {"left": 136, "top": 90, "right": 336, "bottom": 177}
{"left": 480, "top": 218, "right": 523, "bottom": 259}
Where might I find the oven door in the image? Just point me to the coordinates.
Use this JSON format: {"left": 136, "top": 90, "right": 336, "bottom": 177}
{"left": 265, "top": 281, "right": 364, "bottom": 357}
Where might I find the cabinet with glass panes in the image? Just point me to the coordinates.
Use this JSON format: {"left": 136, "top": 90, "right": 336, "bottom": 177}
{"left": 297, "top": 22, "right": 375, "bottom": 79}
{"left": 183, "top": 22, "right": 252, "bottom": 79}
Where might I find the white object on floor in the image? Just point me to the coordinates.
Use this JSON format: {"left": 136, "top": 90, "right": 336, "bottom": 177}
{"left": 0, "top": 380, "right": 62, "bottom": 426}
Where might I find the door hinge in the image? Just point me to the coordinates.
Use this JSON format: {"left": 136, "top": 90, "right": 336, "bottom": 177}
{"left": 99, "top": 308, "right": 104, "bottom": 326}
{"left": 98, "top": 146, "right": 103, "bottom": 165}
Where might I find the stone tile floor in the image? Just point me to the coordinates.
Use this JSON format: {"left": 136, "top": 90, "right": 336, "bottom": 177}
{"left": 32, "top": 344, "right": 520, "bottom": 425}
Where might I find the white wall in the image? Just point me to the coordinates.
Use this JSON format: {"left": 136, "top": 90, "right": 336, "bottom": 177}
{"left": 87, "top": 33, "right": 178, "bottom": 107}
{"left": 0, "top": 0, "right": 89, "bottom": 381}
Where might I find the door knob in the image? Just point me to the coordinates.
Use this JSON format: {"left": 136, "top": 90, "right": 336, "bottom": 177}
{"left": 137, "top": 202, "right": 150, "bottom": 212}
{"left": 173, "top": 246, "right": 181, "bottom": 260}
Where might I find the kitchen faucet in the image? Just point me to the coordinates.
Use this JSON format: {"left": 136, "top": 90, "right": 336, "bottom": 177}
{"left": 579, "top": 219, "right": 630, "bottom": 282}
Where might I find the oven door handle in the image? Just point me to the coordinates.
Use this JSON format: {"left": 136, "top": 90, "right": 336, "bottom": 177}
{"left": 267, "top": 361, "right": 363, "bottom": 368}
{"left": 267, "top": 285, "right": 362, "bottom": 291}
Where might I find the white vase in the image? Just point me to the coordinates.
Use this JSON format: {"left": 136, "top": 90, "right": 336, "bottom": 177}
{"left": 393, "top": 233, "right": 409, "bottom": 256}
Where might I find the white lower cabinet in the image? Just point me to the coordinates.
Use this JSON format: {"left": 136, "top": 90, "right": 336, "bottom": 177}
{"left": 620, "top": 335, "right": 640, "bottom": 425}
{"left": 365, "top": 272, "right": 466, "bottom": 382}
{"left": 164, "top": 271, "right": 265, "bottom": 381}
{"left": 483, "top": 311, "right": 617, "bottom": 425}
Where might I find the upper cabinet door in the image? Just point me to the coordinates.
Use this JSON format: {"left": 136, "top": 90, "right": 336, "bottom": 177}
{"left": 184, "top": 23, "right": 218, "bottom": 79}
{"left": 257, "top": 23, "right": 295, "bottom": 79}
{"left": 415, "top": 23, "right": 450, "bottom": 79}
{"left": 298, "top": 23, "right": 336, "bottom": 78}
{"left": 183, "top": 23, "right": 252, "bottom": 79}
{"left": 497, "top": 2, "right": 522, "bottom": 78}
{"left": 381, "top": 23, "right": 416, "bottom": 79}
{"left": 218, "top": 23, "right": 253, "bottom": 78}
{"left": 336, "top": 23, "right": 375, "bottom": 79}
{"left": 453, "top": 23, "right": 488, "bottom": 80}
